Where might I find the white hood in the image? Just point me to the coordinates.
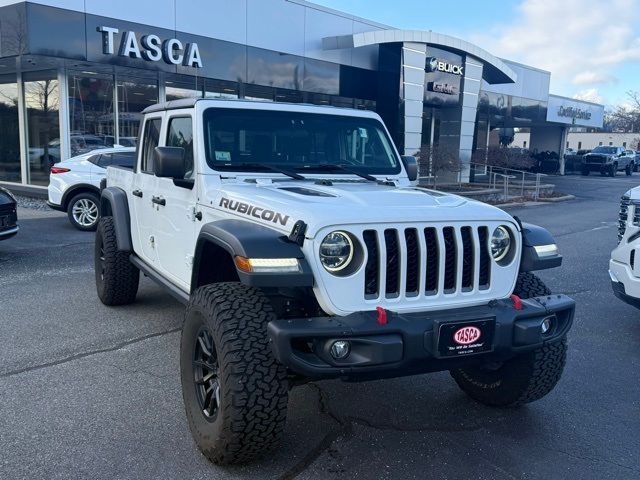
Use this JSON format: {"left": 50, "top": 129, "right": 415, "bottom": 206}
{"left": 201, "top": 177, "right": 516, "bottom": 237}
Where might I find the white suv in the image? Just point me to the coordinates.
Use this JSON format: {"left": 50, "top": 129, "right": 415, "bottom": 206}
{"left": 47, "top": 147, "right": 135, "bottom": 230}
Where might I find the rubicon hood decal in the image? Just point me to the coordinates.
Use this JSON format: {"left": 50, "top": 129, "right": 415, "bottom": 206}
{"left": 219, "top": 197, "right": 290, "bottom": 226}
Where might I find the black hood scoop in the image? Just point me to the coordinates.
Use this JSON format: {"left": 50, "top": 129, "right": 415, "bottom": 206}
{"left": 278, "top": 186, "right": 336, "bottom": 197}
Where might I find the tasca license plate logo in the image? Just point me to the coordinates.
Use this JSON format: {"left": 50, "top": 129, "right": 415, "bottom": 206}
{"left": 453, "top": 326, "right": 481, "bottom": 345}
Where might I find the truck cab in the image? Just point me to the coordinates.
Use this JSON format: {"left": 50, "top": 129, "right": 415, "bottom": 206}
{"left": 96, "top": 98, "right": 575, "bottom": 465}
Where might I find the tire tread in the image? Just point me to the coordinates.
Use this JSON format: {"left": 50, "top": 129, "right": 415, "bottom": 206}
{"left": 95, "top": 216, "right": 139, "bottom": 305}
{"left": 182, "top": 283, "right": 288, "bottom": 465}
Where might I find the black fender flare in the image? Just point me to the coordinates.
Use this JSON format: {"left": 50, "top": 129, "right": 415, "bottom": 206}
{"left": 192, "top": 219, "right": 314, "bottom": 290}
{"left": 100, "top": 187, "right": 132, "bottom": 252}
{"left": 519, "top": 222, "right": 562, "bottom": 272}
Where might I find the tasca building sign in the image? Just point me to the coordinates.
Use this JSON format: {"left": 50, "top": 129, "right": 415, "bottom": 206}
{"left": 97, "top": 26, "right": 203, "bottom": 68}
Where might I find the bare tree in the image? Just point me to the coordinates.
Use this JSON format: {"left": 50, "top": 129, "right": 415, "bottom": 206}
{"left": 416, "top": 144, "right": 463, "bottom": 189}
{"left": 605, "top": 91, "right": 640, "bottom": 133}
{"left": 472, "top": 146, "right": 535, "bottom": 170}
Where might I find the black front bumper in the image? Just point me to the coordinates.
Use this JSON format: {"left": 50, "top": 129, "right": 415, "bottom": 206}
{"left": 268, "top": 295, "right": 575, "bottom": 380}
{"left": 611, "top": 280, "right": 640, "bottom": 309}
{"left": 583, "top": 163, "right": 611, "bottom": 172}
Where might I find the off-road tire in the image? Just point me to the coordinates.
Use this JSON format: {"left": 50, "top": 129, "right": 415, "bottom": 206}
{"left": 513, "top": 271, "right": 551, "bottom": 298}
{"left": 67, "top": 191, "right": 100, "bottom": 231}
{"left": 450, "top": 339, "right": 567, "bottom": 407}
{"left": 180, "top": 282, "right": 288, "bottom": 465}
{"left": 450, "top": 272, "right": 565, "bottom": 406}
{"left": 94, "top": 216, "right": 139, "bottom": 305}
{"left": 626, "top": 163, "right": 633, "bottom": 176}
{"left": 609, "top": 163, "right": 617, "bottom": 177}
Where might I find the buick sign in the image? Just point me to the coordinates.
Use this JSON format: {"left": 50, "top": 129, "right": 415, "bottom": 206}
{"left": 425, "top": 57, "right": 463, "bottom": 75}
{"left": 97, "top": 26, "right": 203, "bottom": 68}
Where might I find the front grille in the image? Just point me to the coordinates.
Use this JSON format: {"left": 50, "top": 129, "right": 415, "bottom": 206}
{"left": 0, "top": 203, "right": 15, "bottom": 215}
{"left": 0, "top": 203, "right": 17, "bottom": 231}
{"left": 586, "top": 155, "right": 607, "bottom": 164}
{"left": 362, "top": 226, "right": 492, "bottom": 299}
{"left": 619, "top": 195, "right": 630, "bottom": 242}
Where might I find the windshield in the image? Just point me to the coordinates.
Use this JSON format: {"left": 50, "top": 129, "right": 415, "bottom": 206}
{"left": 591, "top": 146, "right": 617, "bottom": 154}
{"left": 203, "top": 108, "right": 400, "bottom": 176}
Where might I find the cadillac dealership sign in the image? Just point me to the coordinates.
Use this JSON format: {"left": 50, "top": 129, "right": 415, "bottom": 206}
{"left": 557, "top": 106, "right": 591, "bottom": 121}
{"left": 97, "top": 26, "right": 203, "bottom": 68}
{"left": 546, "top": 95, "right": 603, "bottom": 128}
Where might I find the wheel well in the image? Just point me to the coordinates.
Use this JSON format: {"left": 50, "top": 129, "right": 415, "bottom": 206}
{"left": 192, "top": 241, "right": 240, "bottom": 292}
{"left": 62, "top": 185, "right": 100, "bottom": 210}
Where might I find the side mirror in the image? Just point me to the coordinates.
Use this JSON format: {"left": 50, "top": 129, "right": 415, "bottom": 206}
{"left": 401, "top": 155, "right": 418, "bottom": 181}
{"left": 153, "top": 146, "right": 185, "bottom": 178}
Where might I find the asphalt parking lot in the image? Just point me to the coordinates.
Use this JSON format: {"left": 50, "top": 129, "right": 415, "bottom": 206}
{"left": 1, "top": 175, "right": 639, "bottom": 480}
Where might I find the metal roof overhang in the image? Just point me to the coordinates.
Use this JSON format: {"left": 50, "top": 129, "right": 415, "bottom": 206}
{"left": 323, "top": 30, "right": 517, "bottom": 85}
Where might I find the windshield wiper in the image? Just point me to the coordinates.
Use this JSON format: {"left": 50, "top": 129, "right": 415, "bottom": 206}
{"left": 225, "top": 162, "right": 306, "bottom": 180}
{"left": 296, "top": 163, "right": 377, "bottom": 182}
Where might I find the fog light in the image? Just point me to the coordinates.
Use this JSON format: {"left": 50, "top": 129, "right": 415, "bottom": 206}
{"left": 330, "top": 340, "right": 351, "bottom": 359}
{"left": 541, "top": 317, "right": 553, "bottom": 335}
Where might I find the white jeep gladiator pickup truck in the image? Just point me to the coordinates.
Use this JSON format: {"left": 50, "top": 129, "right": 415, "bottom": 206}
{"left": 96, "top": 98, "right": 574, "bottom": 465}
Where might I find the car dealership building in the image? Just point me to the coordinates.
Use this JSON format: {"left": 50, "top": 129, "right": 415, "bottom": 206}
{"left": 0, "top": 0, "right": 604, "bottom": 190}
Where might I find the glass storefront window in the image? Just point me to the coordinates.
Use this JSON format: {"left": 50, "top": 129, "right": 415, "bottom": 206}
{"left": 165, "top": 76, "right": 203, "bottom": 101}
{"left": 117, "top": 77, "right": 158, "bottom": 146}
{"left": 68, "top": 72, "right": 115, "bottom": 157}
{"left": 0, "top": 75, "right": 21, "bottom": 183}
{"left": 24, "top": 70, "right": 59, "bottom": 186}
{"left": 205, "top": 79, "right": 238, "bottom": 99}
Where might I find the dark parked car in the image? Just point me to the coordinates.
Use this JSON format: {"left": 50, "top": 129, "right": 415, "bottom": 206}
{"left": 582, "top": 146, "right": 635, "bottom": 177}
{"left": 531, "top": 150, "right": 560, "bottom": 173}
{"left": 564, "top": 149, "right": 591, "bottom": 172}
{"left": 0, "top": 186, "right": 18, "bottom": 240}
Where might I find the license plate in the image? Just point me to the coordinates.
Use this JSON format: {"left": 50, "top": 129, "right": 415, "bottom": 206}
{"left": 437, "top": 319, "right": 495, "bottom": 357}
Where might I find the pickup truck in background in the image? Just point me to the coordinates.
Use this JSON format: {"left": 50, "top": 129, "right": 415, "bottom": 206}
{"left": 581, "top": 146, "right": 635, "bottom": 177}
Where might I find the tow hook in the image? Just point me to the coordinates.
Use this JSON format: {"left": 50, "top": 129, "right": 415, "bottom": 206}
{"left": 510, "top": 294, "right": 523, "bottom": 310}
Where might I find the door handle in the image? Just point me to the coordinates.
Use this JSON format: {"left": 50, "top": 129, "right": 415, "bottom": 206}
{"left": 132, "top": 189, "right": 143, "bottom": 198}
{"left": 152, "top": 195, "right": 166, "bottom": 206}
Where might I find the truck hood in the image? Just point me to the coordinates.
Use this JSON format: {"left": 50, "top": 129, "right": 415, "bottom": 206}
{"left": 625, "top": 185, "right": 640, "bottom": 201}
{"left": 201, "top": 178, "right": 516, "bottom": 237}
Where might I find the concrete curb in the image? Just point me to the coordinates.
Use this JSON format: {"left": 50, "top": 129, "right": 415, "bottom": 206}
{"left": 494, "top": 194, "right": 575, "bottom": 208}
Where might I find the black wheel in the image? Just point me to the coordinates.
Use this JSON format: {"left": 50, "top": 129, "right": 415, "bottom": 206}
{"left": 67, "top": 191, "right": 100, "bottom": 231}
{"left": 626, "top": 163, "right": 633, "bottom": 176}
{"left": 513, "top": 271, "right": 551, "bottom": 298}
{"left": 450, "top": 273, "right": 566, "bottom": 407}
{"left": 94, "top": 216, "right": 139, "bottom": 305}
{"left": 181, "top": 282, "right": 288, "bottom": 465}
{"left": 581, "top": 168, "right": 589, "bottom": 176}
{"left": 609, "top": 164, "right": 616, "bottom": 177}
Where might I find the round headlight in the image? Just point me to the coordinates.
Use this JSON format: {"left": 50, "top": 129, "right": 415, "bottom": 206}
{"left": 320, "top": 231, "right": 354, "bottom": 272}
{"left": 491, "top": 226, "right": 511, "bottom": 261}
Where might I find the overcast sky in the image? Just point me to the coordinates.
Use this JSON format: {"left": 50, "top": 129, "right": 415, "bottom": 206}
{"left": 312, "top": 0, "right": 640, "bottom": 107}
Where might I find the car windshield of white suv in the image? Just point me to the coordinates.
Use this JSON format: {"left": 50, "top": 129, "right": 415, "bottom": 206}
{"left": 591, "top": 146, "right": 617, "bottom": 154}
{"left": 203, "top": 108, "right": 400, "bottom": 176}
